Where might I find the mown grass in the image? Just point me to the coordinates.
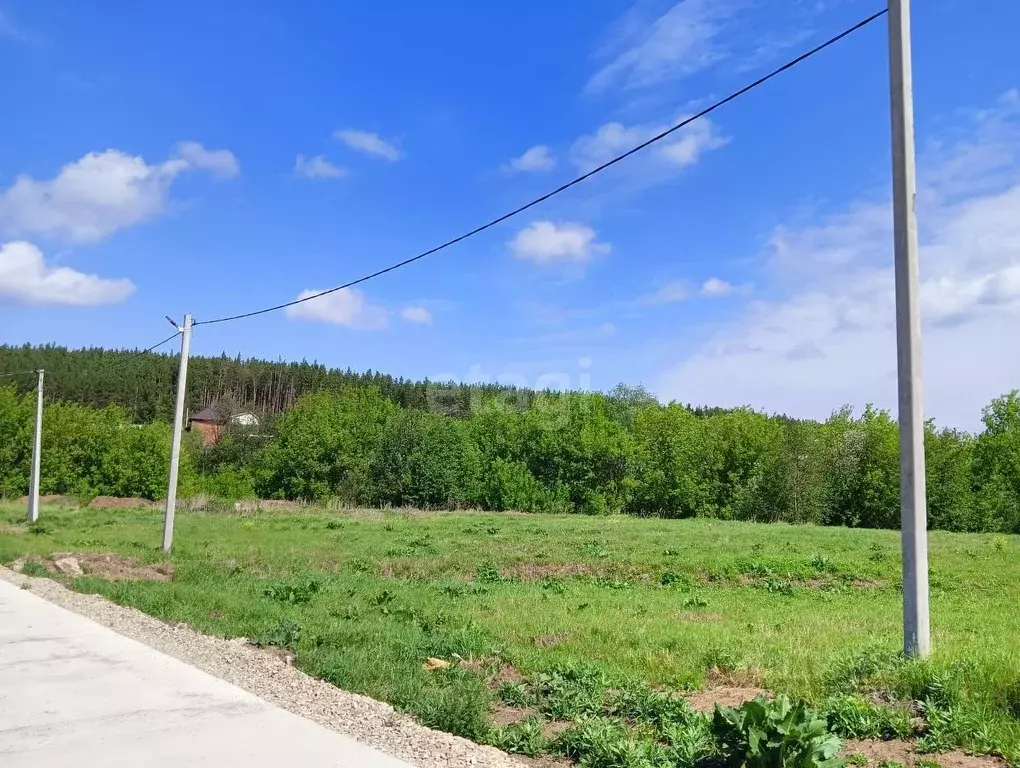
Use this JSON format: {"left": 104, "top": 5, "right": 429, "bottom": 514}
{"left": 1, "top": 502, "right": 1018, "bottom": 765}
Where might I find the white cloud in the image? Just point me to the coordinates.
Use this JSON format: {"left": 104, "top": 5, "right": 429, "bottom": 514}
{"left": 0, "top": 241, "right": 134, "bottom": 306}
{"left": 657, "top": 92, "right": 1020, "bottom": 430}
{"left": 294, "top": 154, "right": 347, "bottom": 179}
{"left": 641, "top": 281, "right": 689, "bottom": 304}
{"left": 401, "top": 306, "right": 434, "bottom": 325}
{"left": 509, "top": 221, "right": 611, "bottom": 265}
{"left": 0, "top": 143, "right": 238, "bottom": 243}
{"left": 570, "top": 116, "right": 727, "bottom": 174}
{"left": 504, "top": 145, "right": 556, "bottom": 173}
{"left": 175, "top": 141, "right": 240, "bottom": 179}
{"left": 284, "top": 288, "right": 389, "bottom": 330}
{"left": 702, "top": 278, "right": 739, "bottom": 297}
{"left": 333, "top": 129, "right": 401, "bottom": 161}
{"left": 587, "top": 0, "right": 734, "bottom": 94}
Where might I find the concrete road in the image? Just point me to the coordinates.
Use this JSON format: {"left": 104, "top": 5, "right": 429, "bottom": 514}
{"left": 0, "top": 579, "right": 413, "bottom": 767}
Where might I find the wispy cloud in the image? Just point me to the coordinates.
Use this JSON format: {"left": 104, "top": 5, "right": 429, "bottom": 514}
{"left": 333, "top": 129, "right": 402, "bottom": 161}
{"left": 568, "top": 114, "right": 728, "bottom": 194}
{"left": 701, "top": 278, "right": 752, "bottom": 297}
{"left": 587, "top": 0, "right": 736, "bottom": 94}
{"left": 503, "top": 145, "right": 556, "bottom": 173}
{"left": 639, "top": 280, "right": 690, "bottom": 305}
{"left": 294, "top": 154, "right": 347, "bottom": 179}
{"left": 657, "top": 91, "right": 1020, "bottom": 430}
{"left": 401, "top": 306, "right": 434, "bottom": 325}
{"left": 284, "top": 288, "right": 390, "bottom": 329}
{"left": 175, "top": 141, "right": 240, "bottom": 179}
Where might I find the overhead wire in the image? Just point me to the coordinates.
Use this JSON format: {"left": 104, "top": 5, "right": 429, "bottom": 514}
{"left": 193, "top": 7, "right": 888, "bottom": 327}
{"left": 0, "top": 331, "right": 181, "bottom": 382}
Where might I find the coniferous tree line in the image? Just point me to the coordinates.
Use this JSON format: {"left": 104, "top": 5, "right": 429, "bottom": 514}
{"left": 1, "top": 345, "right": 1019, "bottom": 533}
{"left": 0, "top": 343, "right": 530, "bottom": 421}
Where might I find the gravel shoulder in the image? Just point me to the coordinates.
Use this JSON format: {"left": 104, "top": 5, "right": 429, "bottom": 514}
{"left": 0, "top": 565, "right": 524, "bottom": 768}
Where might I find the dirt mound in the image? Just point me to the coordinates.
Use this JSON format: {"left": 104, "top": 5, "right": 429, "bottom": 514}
{"left": 73, "top": 553, "right": 172, "bottom": 581}
{"left": 88, "top": 496, "right": 155, "bottom": 510}
{"left": 502, "top": 562, "right": 598, "bottom": 581}
{"left": 843, "top": 739, "right": 1007, "bottom": 768}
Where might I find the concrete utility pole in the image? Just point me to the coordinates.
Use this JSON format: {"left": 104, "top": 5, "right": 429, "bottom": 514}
{"left": 27, "top": 369, "right": 44, "bottom": 524}
{"left": 162, "top": 314, "right": 193, "bottom": 553}
{"left": 888, "top": 0, "right": 930, "bottom": 658}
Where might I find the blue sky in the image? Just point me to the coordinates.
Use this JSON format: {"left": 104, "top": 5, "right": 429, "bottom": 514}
{"left": 1, "top": 0, "right": 1019, "bottom": 430}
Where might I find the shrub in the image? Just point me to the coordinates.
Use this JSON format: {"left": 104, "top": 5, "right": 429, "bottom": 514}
{"left": 498, "top": 682, "right": 534, "bottom": 708}
{"left": 712, "top": 695, "right": 843, "bottom": 768}
{"left": 250, "top": 619, "right": 302, "bottom": 651}
{"left": 536, "top": 664, "right": 610, "bottom": 720}
{"left": 263, "top": 579, "right": 320, "bottom": 604}
{"left": 607, "top": 684, "right": 699, "bottom": 729}
{"left": 824, "top": 694, "right": 913, "bottom": 740}
{"left": 487, "top": 717, "right": 548, "bottom": 757}
{"left": 21, "top": 561, "right": 49, "bottom": 577}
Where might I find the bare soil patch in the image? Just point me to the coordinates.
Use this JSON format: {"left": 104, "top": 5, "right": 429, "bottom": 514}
{"left": 87, "top": 496, "right": 154, "bottom": 510}
{"left": 540, "top": 720, "right": 572, "bottom": 740}
{"left": 72, "top": 553, "right": 172, "bottom": 581}
{"left": 686, "top": 684, "right": 769, "bottom": 713}
{"left": 842, "top": 739, "right": 1007, "bottom": 768}
{"left": 457, "top": 658, "right": 526, "bottom": 690}
{"left": 502, "top": 562, "right": 598, "bottom": 581}
{"left": 488, "top": 663, "right": 526, "bottom": 688}
{"left": 490, "top": 703, "right": 539, "bottom": 727}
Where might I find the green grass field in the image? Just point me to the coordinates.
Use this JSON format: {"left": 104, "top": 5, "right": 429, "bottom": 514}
{"left": 2, "top": 502, "right": 1019, "bottom": 765}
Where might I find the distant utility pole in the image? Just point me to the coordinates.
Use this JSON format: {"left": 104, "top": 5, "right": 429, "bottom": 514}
{"left": 889, "top": 0, "right": 931, "bottom": 658}
{"left": 162, "top": 314, "right": 193, "bottom": 553}
{"left": 27, "top": 369, "right": 44, "bottom": 524}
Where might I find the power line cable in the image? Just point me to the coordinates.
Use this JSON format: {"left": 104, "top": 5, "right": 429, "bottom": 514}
{"left": 0, "top": 332, "right": 181, "bottom": 381}
{"left": 194, "top": 8, "right": 887, "bottom": 327}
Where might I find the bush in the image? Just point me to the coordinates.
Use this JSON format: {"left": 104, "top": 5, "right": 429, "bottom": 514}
{"left": 256, "top": 388, "right": 395, "bottom": 502}
{"left": 372, "top": 409, "right": 482, "bottom": 508}
{"left": 821, "top": 406, "right": 900, "bottom": 529}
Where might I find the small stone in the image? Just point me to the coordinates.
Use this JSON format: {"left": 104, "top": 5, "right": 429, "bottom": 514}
{"left": 53, "top": 556, "right": 83, "bottom": 577}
